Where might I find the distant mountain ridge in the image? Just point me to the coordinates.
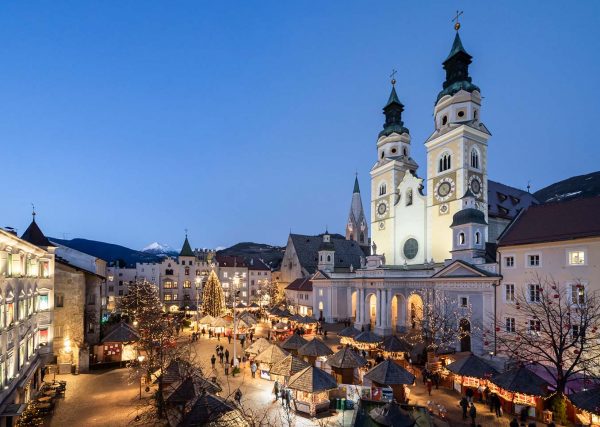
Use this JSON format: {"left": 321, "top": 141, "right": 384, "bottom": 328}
{"left": 50, "top": 237, "right": 161, "bottom": 266}
{"left": 142, "top": 242, "right": 179, "bottom": 257}
{"left": 534, "top": 171, "right": 600, "bottom": 203}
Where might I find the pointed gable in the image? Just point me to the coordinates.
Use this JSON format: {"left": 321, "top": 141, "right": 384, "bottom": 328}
{"left": 432, "top": 260, "right": 499, "bottom": 278}
{"left": 179, "top": 236, "right": 194, "bottom": 257}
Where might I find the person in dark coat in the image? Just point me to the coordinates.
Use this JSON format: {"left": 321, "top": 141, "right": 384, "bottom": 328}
{"left": 493, "top": 394, "right": 502, "bottom": 417}
{"left": 510, "top": 417, "right": 519, "bottom": 427}
{"left": 469, "top": 404, "right": 477, "bottom": 426}
{"left": 460, "top": 396, "right": 469, "bottom": 420}
{"left": 210, "top": 354, "right": 216, "bottom": 368}
{"left": 225, "top": 349, "right": 230, "bottom": 363}
{"left": 465, "top": 387, "right": 474, "bottom": 404}
{"left": 235, "top": 389, "right": 242, "bottom": 404}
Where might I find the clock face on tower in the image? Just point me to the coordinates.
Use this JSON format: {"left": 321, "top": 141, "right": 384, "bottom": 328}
{"left": 469, "top": 175, "right": 483, "bottom": 197}
{"left": 434, "top": 177, "right": 456, "bottom": 202}
{"left": 376, "top": 200, "right": 389, "bottom": 218}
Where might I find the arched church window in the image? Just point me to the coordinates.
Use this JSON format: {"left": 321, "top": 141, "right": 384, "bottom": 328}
{"left": 403, "top": 147, "right": 407, "bottom": 156}
{"left": 474, "top": 110, "right": 478, "bottom": 120}
{"left": 458, "top": 232, "right": 465, "bottom": 245}
{"left": 327, "top": 255, "right": 331, "bottom": 262}
{"left": 320, "top": 255, "right": 322, "bottom": 262}
{"left": 379, "top": 183, "right": 387, "bottom": 196}
{"left": 381, "top": 151, "right": 385, "bottom": 159}
{"left": 475, "top": 232, "right": 481, "bottom": 244}
{"left": 471, "top": 148, "right": 480, "bottom": 169}
{"left": 406, "top": 188, "right": 413, "bottom": 206}
{"left": 442, "top": 115, "right": 448, "bottom": 126}
{"left": 438, "top": 153, "right": 451, "bottom": 173}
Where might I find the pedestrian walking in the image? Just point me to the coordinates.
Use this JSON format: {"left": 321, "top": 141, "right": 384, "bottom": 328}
{"left": 219, "top": 352, "right": 224, "bottom": 364}
{"left": 426, "top": 378, "right": 433, "bottom": 396}
{"left": 250, "top": 361, "right": 257, "bottom": 378}
{"left": 469, "top": 403, "right": 477, "bottom": 426}
{"left": 227, "top": 334, "right": 232, "bottom": 344}
{"left": 224, "top": 364, "right": 229, "bottom": 376}
{"left": 217, "top": 332, "right": 221, "bottom": 341}
{"left": 460, "top": 397, "right": 468, "bottom": 420}
{"left": 494, "top": 394, "right": 502, "bottom": 417}
{"left": 273, "top": 380, "right": 280, "bottom": 402}
{"left": 240, "top": 336, "right": 246, "bottom": 348}
{"left": 211, "top": 354, "right": 216, "bottom": 368}
{"left": 280, "top": 386, "right": 286, "bottom": 405}
{"left": 249, "top": 331, "right": 254, "bottom": 342}
{"left": 235, "top": 389, "right": 242, "bottom": 405}
{"left": 225, "top": 349, "right": 230, "bottom": 363}
{"left": 285, "top": 388, "right": 291, "bottom": 408}
{"left": 466, "top": 387, "right": 474, "bottom": 404}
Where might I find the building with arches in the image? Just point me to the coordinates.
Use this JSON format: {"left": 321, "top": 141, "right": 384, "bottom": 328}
{"left": 311, "top": 30, "right": 531, "bottom": 355}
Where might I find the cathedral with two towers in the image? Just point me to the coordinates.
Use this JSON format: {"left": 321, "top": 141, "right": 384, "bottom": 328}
{"left": 313, "top": 28, "right": 533, "bottom": 355}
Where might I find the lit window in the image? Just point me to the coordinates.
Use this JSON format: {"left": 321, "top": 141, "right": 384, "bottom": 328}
{"left": 164, "top": 294, "right": 172, "bottom": 301}
{"left": 39, "top": 294, "right": 49, "bottom": 311}
{"left": 505, "top": 317, "right": 515, "bottom": 333}
{"left": 571, "top": 284, "right": 586, "bottom": 305}
{"left": 568, "top": 251, "right": 585, "bottom": 265}
{"left": 319, "top": 289, "right": 323, "bottom": 296}
{"left": 183, "top": 280, "right": 191, "bottom": 288}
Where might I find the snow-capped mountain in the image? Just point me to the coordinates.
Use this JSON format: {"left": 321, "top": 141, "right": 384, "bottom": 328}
{"left": 142, "top": 242, "right": 178, "bottom": 257}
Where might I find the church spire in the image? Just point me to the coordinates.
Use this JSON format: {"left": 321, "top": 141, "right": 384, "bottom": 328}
{"left": 346, "top": 175, "right": 368, "bottom": 247}
{"left": 179, "top": 234, "right": 194, "bottom": 257}
{"left": 436, "top": 30, "right": 480, "bottom": 103}
{"left": 379, "top": 74, "right": 409, "bottom": 138}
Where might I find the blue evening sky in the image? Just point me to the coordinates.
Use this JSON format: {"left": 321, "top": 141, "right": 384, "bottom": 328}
{"left": 2, "top": 1, "right": 599, "bottom": 250}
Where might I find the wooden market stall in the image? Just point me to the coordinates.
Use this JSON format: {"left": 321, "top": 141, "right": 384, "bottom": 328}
{"left": 363, "top": 359, "right": 416, "bottom": 404}
{"left": 210, "top": 317, "right": 231, "bottom": 335}
{"left": 327, "top": 346, "right": 367, "bottom": 385}
{"left": 281, "top": 333, "right": 308, "bottom": 355}
{"left": 489, "top": 366, "right": 551, "bottom": 420}
{"left": 272, "top": 322, "right": 292, "bottom": 340}
{"left": 298, "top": 338, "right": 334, "bottom": 367}
{"left": 380, "top": 335, "right": 412, "bottom": 362}
{"left": 287, "top": 366, "right": 338, "bottom": 417}
{"left": 197, "top": 314, "right": 215, "bottom": 332}
{"left": 95, "top": 322, "right": 139, "bottom": 363}
{"left": 445, "top": 353, "right": 498, "bottom": 396}
{"left": 568, "top": 387, "right": 600, "bottom": 427}
{"left": 254, "top": 344, "right": 289, "bottom": 380}
{"left": 269, "top": 354, "right": 309, "bottom": 386}
{"left": 337, "top": 326, "right": 361, "bottom": 346}
{"left": 353, "top": 331, "right": 383, "bottom": 356}
{"left": 180, "top": 392, "right": 249, "bottom": 426}
{"left": 297, "top": 316, "right": 318, "bottom": 334}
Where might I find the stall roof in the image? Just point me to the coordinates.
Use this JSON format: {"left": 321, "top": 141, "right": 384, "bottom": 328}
{"left": 381, "top": 335, "right": 412, "bottom": 353}
{"left": 369, "top": 402, "right": 416, "bottom": 427}
{"left": 491, "top": 366, "right": 550, "bottom": 396}
{"left": 255, "top": 344, "right": 289, "bottom": 365}
{"left": 327, "top": 347, "right": 368, "bottom": 369}
{"left": 180, "top": 392, "right": 247, "bottom": 426}
{"left": 338, "top": 326, "right": 361, "bottom": 338}
{"left": 446, "top": 354, "right": 498, "bottom": 379}
{"left": 101, "top": 322, "right": 140, "bottom": 343}
{"left": 288, "top": 366, "right": 338, "bottom": 393}
{"left": 298, "top": 338, "right": 334, "bottom": 357}
{"left": 269, "top": 355, "right": 309, "bottom": 378}
{"left": 364, "top": 360, "right": 416, "bottom": 386}
{"left": 354, "top": 331, "right": 383, "bottom": 344}
{"left": 569, "top": 387, "right": 600, "bottom": 416}
{"left": 245, "top": 338, "right": 271, "bottom": 356}
{"left": 281, "top": 333, "right": 308, "bottom": 351}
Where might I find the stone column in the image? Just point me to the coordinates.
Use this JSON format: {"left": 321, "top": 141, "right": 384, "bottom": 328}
{"left": 376, "top": 289, "right": 381, "bottom": 327}
{"left": 386, "top": 289, "right": 392, "bottom": 329}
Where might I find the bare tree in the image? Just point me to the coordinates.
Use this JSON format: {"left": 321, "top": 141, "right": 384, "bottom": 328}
{"left": 495, "top": 274, "right": 600, "bottom": 396}
{"left": 413, "top": 292, "right": 476, "bottom": 356}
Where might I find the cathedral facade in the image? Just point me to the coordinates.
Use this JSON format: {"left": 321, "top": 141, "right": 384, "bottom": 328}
{"left": 311, "top": 30, "right": 517, "bottom": 356}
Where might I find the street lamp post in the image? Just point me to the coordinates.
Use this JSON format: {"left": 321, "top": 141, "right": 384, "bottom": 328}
{"left": 137, "top": 355, "right": 145, "bottom": 399}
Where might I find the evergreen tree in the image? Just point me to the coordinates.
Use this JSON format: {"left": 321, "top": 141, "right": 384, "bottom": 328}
{"left": 201, "top": 270, "right": 226, "bottom": 317}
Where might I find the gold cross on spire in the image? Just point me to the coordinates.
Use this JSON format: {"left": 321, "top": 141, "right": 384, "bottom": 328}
{"left": 452, "top": 10, "right": 463, "bottom": 31}
{"left": 390, "top": 69, "right": 397, "bottom": 86}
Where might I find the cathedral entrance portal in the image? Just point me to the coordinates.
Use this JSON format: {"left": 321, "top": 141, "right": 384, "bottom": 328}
{"left": 407, "top": 294, "right": 423, "bottom": 330}
{"left": 367, "top": 293, "right": 377, "bottom": 327}
{"left": 391, "top": 294, "right": 406, "bottom": 332}
{"left": 459, "top": 319, "right": 471, "bottom": 352}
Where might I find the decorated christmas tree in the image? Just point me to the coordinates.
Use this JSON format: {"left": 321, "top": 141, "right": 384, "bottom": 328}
{"left": 201, "top": 270, "right": 226, "bottom": 317}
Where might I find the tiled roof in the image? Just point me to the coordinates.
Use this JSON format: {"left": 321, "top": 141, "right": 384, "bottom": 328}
{"left": 568, "top": 387, "right": 600, "bottom": 414}
{"left": 327, "top": 347, "right": 368, "bottom": 369}
{"left": 281, "top": 333, "right": 308, "bottom": 351}
{"left": 269, "top": 355, "right": 309, "bottom": 378}
{"left": 20, "top": 220, "right": 54, "bottom": 248}
{"left": 297, "top": 338, "right": 334, "bottom": 357}
{"left": 289, "top": 233, "right": 365, "bottom": 274}
{"left": 285, "top": 277, "right": 313, "bottom": 292}
{"left": 255, "top": 344, "right": 288, "bottom": 365}
{"left": 491, "top": 366, "right": 550, "bottom": 396}
{"left": 498, "top": 196, "right": 600, "bottom": 246}
{"left": 245, "top": 338, "right": 271, "bottom": 356}
{"left": 288, "top": 366, "right": 338, "bottom": 393}
{"left": 179, "top": 236, "right": 194, "bottom": 257}
{"left": 215, "top": 255, "right": 248, "bottom": 267}
{"left": 354, "top": 331, "right": 383, "bottom": 344}
{"left": 446, "top": 354, "right": 498, "bottom": 379}
{"left": 488, "top": 180, "right": 538, "bottom": 220}
{"left": 364, "top": 360, "right": 415, "bottom": 385}
{"left": 338, "top": 326, "right": 361, "bottom": 338}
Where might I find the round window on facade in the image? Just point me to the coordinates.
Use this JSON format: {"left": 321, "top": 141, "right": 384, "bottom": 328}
{"left": 403, "top": 238, "right": 419, "bottom": 260}
{"left": 458, "top": 110, "right": 465, "bottom": 118}
{"left": 391, "top": 148, "right": 397, "bottom": 154}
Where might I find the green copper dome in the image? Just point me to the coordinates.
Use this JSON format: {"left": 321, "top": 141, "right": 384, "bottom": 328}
{"left": 379, "top": 85, "right": 409, "bottom": 138}
{"left": 436, "top": 33, "right": 480, "bottom": 103}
